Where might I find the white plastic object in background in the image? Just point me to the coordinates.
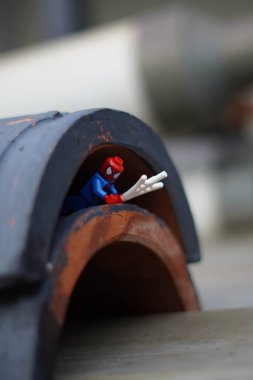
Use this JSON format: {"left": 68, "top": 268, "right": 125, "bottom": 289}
{"left": 0, "top": 21, "right": 152, "bottom": 121}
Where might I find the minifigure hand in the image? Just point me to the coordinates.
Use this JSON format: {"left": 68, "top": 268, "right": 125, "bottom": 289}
{"left": 104, "top": 194, "right": 123, "bottom": 204}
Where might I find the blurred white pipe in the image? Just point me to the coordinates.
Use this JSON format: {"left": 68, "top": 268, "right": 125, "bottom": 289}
{"left": 182, "top": 171, "right": 223, "bottom": 241}
{"left": 0, "top": 21, "right": 152, "bottom": 121}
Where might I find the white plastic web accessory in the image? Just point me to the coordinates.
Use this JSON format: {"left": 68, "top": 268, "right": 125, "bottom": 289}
{"left": 122, "top": 171, "right": 168, "bottom": 202}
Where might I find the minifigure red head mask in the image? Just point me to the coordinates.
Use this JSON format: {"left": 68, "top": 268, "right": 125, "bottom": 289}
{"left": 101, "top": 156, "right": 124, "bottom": 181}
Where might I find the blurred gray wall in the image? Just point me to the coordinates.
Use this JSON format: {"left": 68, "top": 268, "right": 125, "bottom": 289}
{"left": 1, "top": 0, "right": 253, "bottom": 52}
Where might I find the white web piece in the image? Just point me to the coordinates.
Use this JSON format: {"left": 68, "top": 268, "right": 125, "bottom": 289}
{"left": 122, "top": 171, "right": 168, "bottom": 202}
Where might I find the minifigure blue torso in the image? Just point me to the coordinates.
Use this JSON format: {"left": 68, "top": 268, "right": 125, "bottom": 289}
{"left": 80, "top": 172, "right": 117, "bottom": 206}
{"left": 61, "top": 172, "right": 119, "bottom": 214}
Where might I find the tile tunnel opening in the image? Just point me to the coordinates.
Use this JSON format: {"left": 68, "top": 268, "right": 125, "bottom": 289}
{"left": 63, "top": 144, "right": 182, "bottom": 247}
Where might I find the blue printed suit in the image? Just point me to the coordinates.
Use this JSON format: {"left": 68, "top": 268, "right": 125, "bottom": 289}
{"left": 61, "top": 172, "right": 118, "bottom": 214}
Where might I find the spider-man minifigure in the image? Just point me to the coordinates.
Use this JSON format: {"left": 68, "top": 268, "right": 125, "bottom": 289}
{"left": 61, "top": 156, "right": 124, "bottom": 214}
{"left": 61, "top": 156, "right": 167, "bottom": 214}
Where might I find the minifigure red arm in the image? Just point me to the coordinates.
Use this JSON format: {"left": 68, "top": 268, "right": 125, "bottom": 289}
{"left": 104, "top": 194, "right": 124, "bottom": 204}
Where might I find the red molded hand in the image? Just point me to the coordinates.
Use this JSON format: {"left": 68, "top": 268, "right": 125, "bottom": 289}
{"left": 104, "top": 194, "right": 123, "bottom": 204}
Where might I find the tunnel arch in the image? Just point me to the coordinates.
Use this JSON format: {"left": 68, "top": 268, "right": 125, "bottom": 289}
{"left": 0, "top": 109, "right": 201, "bottom": 379}
{"left": 0, "top": 108, "right": 200, "bottom": 286}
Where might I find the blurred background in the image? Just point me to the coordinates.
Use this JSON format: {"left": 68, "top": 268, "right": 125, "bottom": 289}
{"left": 0, "top": 0, "right": 252, "bottom": 310}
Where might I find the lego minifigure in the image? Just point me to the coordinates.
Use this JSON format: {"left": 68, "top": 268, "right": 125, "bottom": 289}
{"left": 61, "top": 156, "right": 167, "bottom": 214}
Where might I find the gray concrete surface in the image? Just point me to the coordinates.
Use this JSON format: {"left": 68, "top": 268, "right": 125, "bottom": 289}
{"left": 190, "top": 232, "right": 253, "bottom": 310}
{"left": 55, "top": 308, "right": 253, "bottom": 380}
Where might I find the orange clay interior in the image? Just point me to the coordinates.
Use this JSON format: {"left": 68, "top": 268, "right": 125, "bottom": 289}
{"left": 64, "top": 241, "right": 185, "bottom": 323}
